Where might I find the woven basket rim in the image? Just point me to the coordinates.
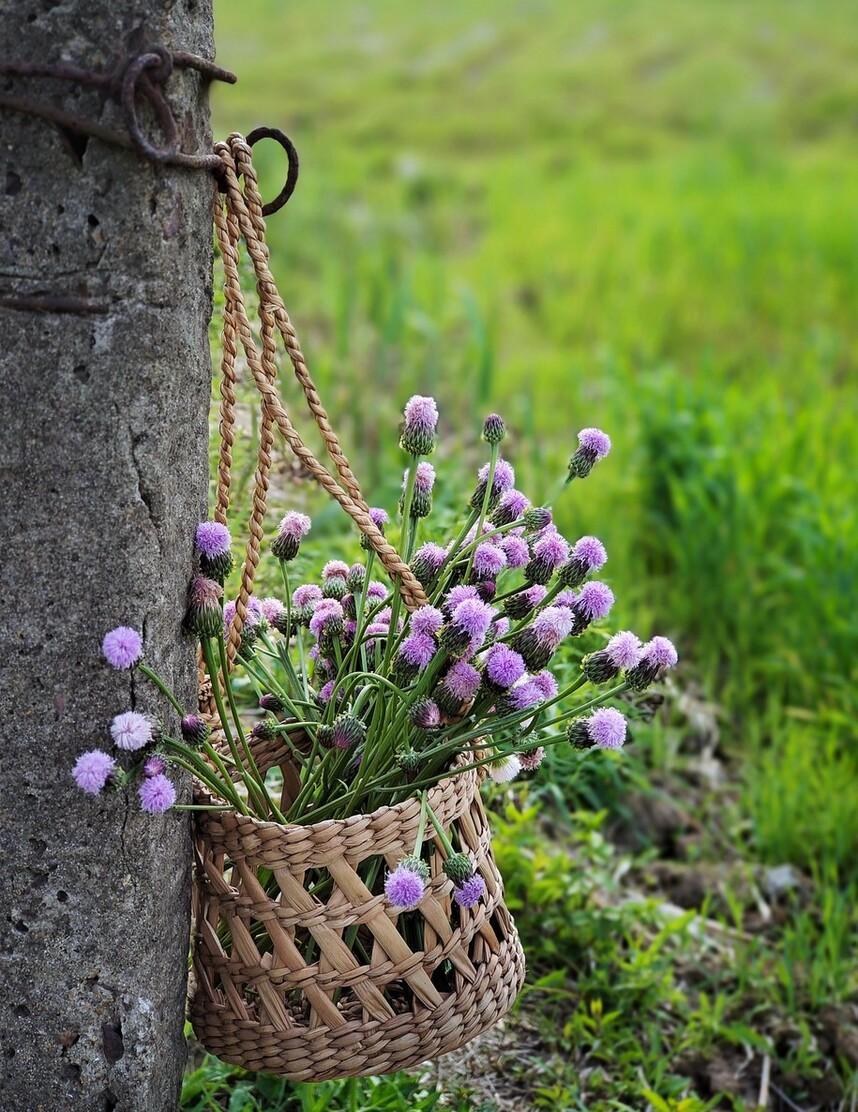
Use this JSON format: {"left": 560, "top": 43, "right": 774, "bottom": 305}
{"left": 192, "top": 750, "right": 477, "bottom": 838}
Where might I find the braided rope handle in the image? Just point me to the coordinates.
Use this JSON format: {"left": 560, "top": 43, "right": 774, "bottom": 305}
{"left": 212, "top": 134, "right": 428, "bottom": 664}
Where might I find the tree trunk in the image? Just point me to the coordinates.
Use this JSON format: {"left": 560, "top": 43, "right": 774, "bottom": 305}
{"left": 0, "top": 3, "right": 214, "bottom": 1109}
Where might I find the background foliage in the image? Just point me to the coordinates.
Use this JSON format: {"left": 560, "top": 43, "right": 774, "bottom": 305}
{"left": 184, "top": 2, "right": 858, "bottom": 1107}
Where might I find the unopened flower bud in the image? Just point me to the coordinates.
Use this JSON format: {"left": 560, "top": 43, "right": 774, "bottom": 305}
{"left": 482, "top": 413, "right": 506, "bottom": 445}
{"left": 181, "top": 714, "right": 210, "bottom": 748}
{"left": 442, "top": 852, "right": 474, "bottom": 884}
{"left": 185, "top": 576, "right": 224, "bottom": 638}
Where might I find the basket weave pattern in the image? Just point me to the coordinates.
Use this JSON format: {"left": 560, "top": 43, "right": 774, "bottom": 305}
{"left": 190, "top": 739, "right": 525, "bottom": 1079}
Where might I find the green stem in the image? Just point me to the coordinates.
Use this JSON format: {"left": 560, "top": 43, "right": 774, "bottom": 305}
{"left": 138, "top": 663, "right": 184, "bottom": 716}
{"left": 464, "top": 441, "right": 499, "bottom": 581}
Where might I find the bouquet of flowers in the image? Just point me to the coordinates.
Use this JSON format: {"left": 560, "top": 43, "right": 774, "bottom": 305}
{"left": 73, "top": 395, "right": 676, "bottom": 915}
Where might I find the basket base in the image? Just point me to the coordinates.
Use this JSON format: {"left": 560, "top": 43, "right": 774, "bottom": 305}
{"left": 190, "top": 932, "right": 525, "bottom": 1081}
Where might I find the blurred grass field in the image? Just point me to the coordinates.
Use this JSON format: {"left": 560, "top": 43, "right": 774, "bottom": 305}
{"left": 187, "top": 2, "right": 858, "bottom": 1107}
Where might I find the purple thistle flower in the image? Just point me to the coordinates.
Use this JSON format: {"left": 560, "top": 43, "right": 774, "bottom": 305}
{"left": 362, "top": 506, "right": 391, "bottom": 551}
{"left": 493, "top": 616, "right": 510, "bottom": 638}
{"left": 410, "top": 605, "right": 444, "bottom": 637}
{"left": 518, "top": 747, "right": 545, "bottom": 772}
{"left": 403, "top": 461, "right": 436, "bottom": 521}
{"left": 588, "top": 707, "right": 627, "bottom": 750}
{"left": 488, "top": 754, "right": 521, "bottom": 783}
{"left": 525, "top": 530, "right": 570, "bottom": 585}
{"left": 143, "top": 754, "right": 167, "bottom": 778}
{"left": 485, "top": 644, "right": 526, "bottom": 690}
{"left": 507, "top": 679, "right": 544, "bottom": 711}
{"left": 260, "top": 596, "right": 285, "bottom": 624}
{"left": 453, "top": 873, "right": 486, "bottom": 909}
{"left": 492, "top": 488, "right": 530, "bottom": 527}
{"left": 323, "top": 560, "right": 350, "bottom": 581}
{"left": 138, "top": 772, "right": 176, "bottom": 814}
{"left": 560, "top": 535, "right": 608, "bottom": 588}
{"left": 110, "top": 711, "right": 153, "bottom": 752}
{"left": 473, "top": 542, "right": 507, "bottom": 580}
{"left": 309, "top": 599, "right": 344, "bottom": 640}
{"left": 293, "top": 583, "right": 323, "bottom": 610}
{"left": 503, "top": 583, "right": 548, "bottom": 620}
{"left": 531, "top": 670, "right": 559, "bottom": 700}
{"left": 366, "top": 580, "right": 389, "bottom": 603}
{"left": 443, "top": 597, "right": 496, "bottom": 656}
{"left": 568, "top": 427, "right": 612, "bottom": 479}
{"left": 411, "top": 542, "right": 447, "bottom": 584}
{"left": 318, "top": 680, "right": 335, "bottom": 704}
{"left": 186, "top": 576, "right": 224, "bottom": 638}
{"left": 500, "top": 534, "right": 530, "bottom": 569}
{"left": 385, "top": 859, "right": 427, "bottom": 910}
{"left": 398, "top": 633, "right": 437, "bottom": 671}
{"left": 401, "top": 394, "right": 439, "bottom": 456}
{"left": 181, "top": 714, "right": 209, "bottom": 747}
{"left": 582, "top": 630, "right": 643, "bottom": 683}
{"left": 482, "top": 412, "right": 506, "bottom": 445}
{"left": 626, "top": 636, "right": 678, "bottom": 690}
{"left": 573, "top": 581, "right": 615, "bottom": 624}
{"left": 436, "top": 659, "right": 481, "bottom": 715}
{"left": 410, "top": 698, "right": 442, "bottom": 730}
{"left": 271, "top": 511, "right": 311, "bottom": 561}
{"left": 195, "top": 521, "right": 231, "bottom": 558}
{"left": 533, "top": 606, "right": 574, "bottom": 650}
{"left": 523, "top": 506, "right": 553, "bottom": 533}
{"left": 102, "top": 626, "right": 143, "bottom": 670}
{"left": 72, "top": 749, "right": 116, "bottom": 794}
{"left": 555, "top": 589, "right": 578, "bottom": 608}
{"left": 471, "top": 458, "right": 515, "bottom": 510}
{"left": 443, "top": 584, "right": 479, "bottom": 614}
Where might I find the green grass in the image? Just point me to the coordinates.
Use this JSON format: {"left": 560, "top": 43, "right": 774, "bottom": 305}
{"left": 186, "top": 1, "right": 858, "bottom": 1106}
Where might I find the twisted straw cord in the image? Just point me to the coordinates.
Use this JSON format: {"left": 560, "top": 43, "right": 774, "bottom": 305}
{"left": 213, "top": 142, "right": 428, "bottom": 610}
{"left": 214, "top": 201, "right": 240, "bottom": 526}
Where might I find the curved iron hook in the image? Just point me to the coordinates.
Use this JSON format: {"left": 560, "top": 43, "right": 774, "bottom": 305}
{"left": 246, "top": 126, "right": 300, "bottom": 216}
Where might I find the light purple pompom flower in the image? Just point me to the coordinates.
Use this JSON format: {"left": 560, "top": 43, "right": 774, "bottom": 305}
{"left": 518, "top": 747, "right": 545, "bottom": 772}
{"left": 292, "top": 584, "right": 322, "bottom": 613}
{"left": 571, "top": 536, "right": 607, "bottom": 571}
{"left": 102, "top": 626, "right": 143, "bottom": 670}
{"left": 412, "top": 542, "right": 447, "bottom": 579}
{"left": 138, "top": 772, "right": 176, "bottom": 814}
{"left": 143, "top": 754, "right": 167, "bottom": 778}
{"left": 507, "top": 680, "right": 543, "bottom": 711}
{"left": 403, "top": 395, "right": 439, "bottom": 431}
{"left": 277, "top": 511, "right": 312, "bottom": 540}
{"left": 534, "top": 530, "right": 569, "bottom": 569}
{"left": 318, "top": 680, "right": 335, "bottom": 704}
{"left": 385, "top": 860, "right": 426, "bottom": 910}
{"left": 323, "top": 560, "right": 350, "bottom": 580}
{"left": 473, "top": 542, "right": 507, "bottom": 580}
{"left": 445, "top": 597, "right": 495, "bottom": 655}
{"left": 555, "top": 589, "right": 578, "bottom": 608}
{"left": 444, "top": 584, "right": 479, "bottom": 613}
{"left": 110, "top": 711, "right": 153, "bottom": 752}
{"left": 195, "top": 521, "right": 231, "bottom": 558}
{"left": 492, "top": 488, "right": 531, "bottom": 526}
{"left": 309, "top": 598, "right": 344, "bottom": 639}
{"left": 531, "top": 670, "right": 559, "bottom": 700}
{"left": 369, "top": 506, "right": 389, "bottom": 528}
{"left": 578, "top": 427, "right": 612, "bottom": 458}
{"left": 574, "top": 581, "right": 615, "bottom": 622}
{"left": 399, "top": 633, "right": 436, "bottom": 670}
{"left": 500, "top": 534, "right": 530, "bottom": 569}
{"left": 533, "top": 606, "right": 574, "bottom": 649}
{"left": 260, "top": 597, "right": 285, "bottom": 624}
{"left": 606, "top": 631, "right": 644, "bottom": 670}
{"left": 453, "top": 873, "right": 486, "bottom": 909}
{"left": 443, "top": 660, "right": 482, "bottom": 701}
{"left": 366, "top": 581, "right": 389, "bottom": 603}
{"left": 485, "top": 644, "right": 526, "bottom": 690}
{"left": 477, "top": 457, "right": 515, "bottom": 495}
{"left": 646, "top": 636, "right": 678, "bottom": 668}
{"left": 411, "top": 606, "right": 444, "bottom": 637}
{"left": 413, "top": 461, "right": 436, "bottom": 494}
{"left": 588, "top": 707, "right": 627, "bottom": 750}
{"left": 493, "top": 616, "right": 510, "bottom": 638}
{"left": 72, "top": 749, "right": 115, "bottom": 794}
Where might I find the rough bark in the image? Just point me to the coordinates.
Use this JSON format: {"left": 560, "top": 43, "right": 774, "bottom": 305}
{"left": 0, "top": 3, "right": 214, "bottom": 1109}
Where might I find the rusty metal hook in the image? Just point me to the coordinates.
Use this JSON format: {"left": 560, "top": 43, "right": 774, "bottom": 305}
{"left": 246, "top": 126, "right": 300, "bottom": 216}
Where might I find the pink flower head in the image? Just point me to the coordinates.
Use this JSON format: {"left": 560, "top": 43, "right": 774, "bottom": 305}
{"left": 138, "top": 772, "right": 176, "bottom": 814}
{"left": 446, "top": 597, "right": 496, "bottom": 655}
{"left": 413, "top": 542, "right": 447, "bottom": 575}
{"left": 292, "top": 584, "right": 321, "bottom": 610}
{"left": 533, "top": 606, "right": 574, "bottom": 649}
{"left": 473, "top": 542, "right": 507, "bottom": 580}
{"left": 318, "top": 680, "right": 336, "bottom": 704}
{"left": 645, "top": 636, "right": 679, "bottom": 669}
{"left": 531, "top": 670, "right": 559, "bottom": 700}
{"left": 260, "top": 597, "right": 285, "bottom": 624}
{"left": 575, "top": 581, "right": 615, "bottom": 622}
{"left": 191, "top": 576, "right": 224, "bottom": 608}
{"left": 518, "top": 747, "right": 545, "bottom": 772}
{"left": 570, "top": 535, "right": 607, "bottom": 571}
{"left": 453, "top": 873, "right": 486, "bottom": 909}
{"left": 443, "top": 584, "right": 479, "bottom": 614}
{"left": 194, "top": 521, "right": 231, "bottom": 558}
{"left": 403, "top": 395, "right": 439, "bottom": 435}
{"left": 72, "top": 749, "right": 115, "bottom": 794}
{"left": 533, "top": 530, "right": 569, "bottom": 571}
{"left": 578, "top": 427, "right": 612, "bottom": 459}
{"left": 477, "top": 457, "right": 515, "bottom": 495}
{"left": 555, "top": 589, "right": 578, "bottom": 608}
{"left": 410, "top": 605, "right": 444, "bottom": 637}
{"left": 110, "top": 711, "right": 153, "bottom": 752}
{"left": 493, "top": 488, "right": 531, "bottom": 526}
{"left": 606, "top": 631, "right": 644, "bottom": 670}
{"left": 309, "top": 598, "right": 344, "bottom": 639}
{"left": 102, "top": 626, "right": 143, "bottom": 670}
{"left": 508, "top": 679, "right": 543, "bottom": 711}
{"left": 143, "top": 754, "right": 167, "bottom": 778}
{"left": 500, "top": 534, "right": 530, "bottom": 569}
{"left": 443, "top": 660, "right": 481, "bottom": 701}
{"left": 399, "top": 633, "right": 436, "bottom": 670}
{"left": 488, "top": 754, "right": 521, "bottom": 783}
{"left": 588, "top": 707, "right": 627, "bottom": 749}
{"left": 277, "top": 511, "right": 312, "bottom": 540}
{"left": 413, "top": 461, "right": 436, "bottom": 495}
{"left": 493, "top": 617, "right": 510, "bottom": 640}
{"left": 323, "top": 560, "right": 350, "bottom": 580}
{"left": 385, "top": 860, "right": 427, "bottom": 910}
{"left": 367, "top": 581, "right": 389, "bottom": 603}
{"left": 369, "top": 506, "right": 390, "bottom": 529}
{"left": 485, "top": 644, "right": 526, "bottom": 689}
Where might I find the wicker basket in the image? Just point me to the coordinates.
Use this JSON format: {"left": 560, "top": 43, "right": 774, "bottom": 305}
{"left": 189, "top": 735, "right": 525, "bottom": 1080}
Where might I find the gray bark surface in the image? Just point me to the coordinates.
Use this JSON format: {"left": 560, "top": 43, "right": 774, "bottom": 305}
{"left": 0, "top": 3, "right": 214, "bottom": 1109}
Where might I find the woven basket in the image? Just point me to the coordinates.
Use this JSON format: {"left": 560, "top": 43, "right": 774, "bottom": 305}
{"left": 190, "top": 734, "right": 525, "bottom": 1080}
